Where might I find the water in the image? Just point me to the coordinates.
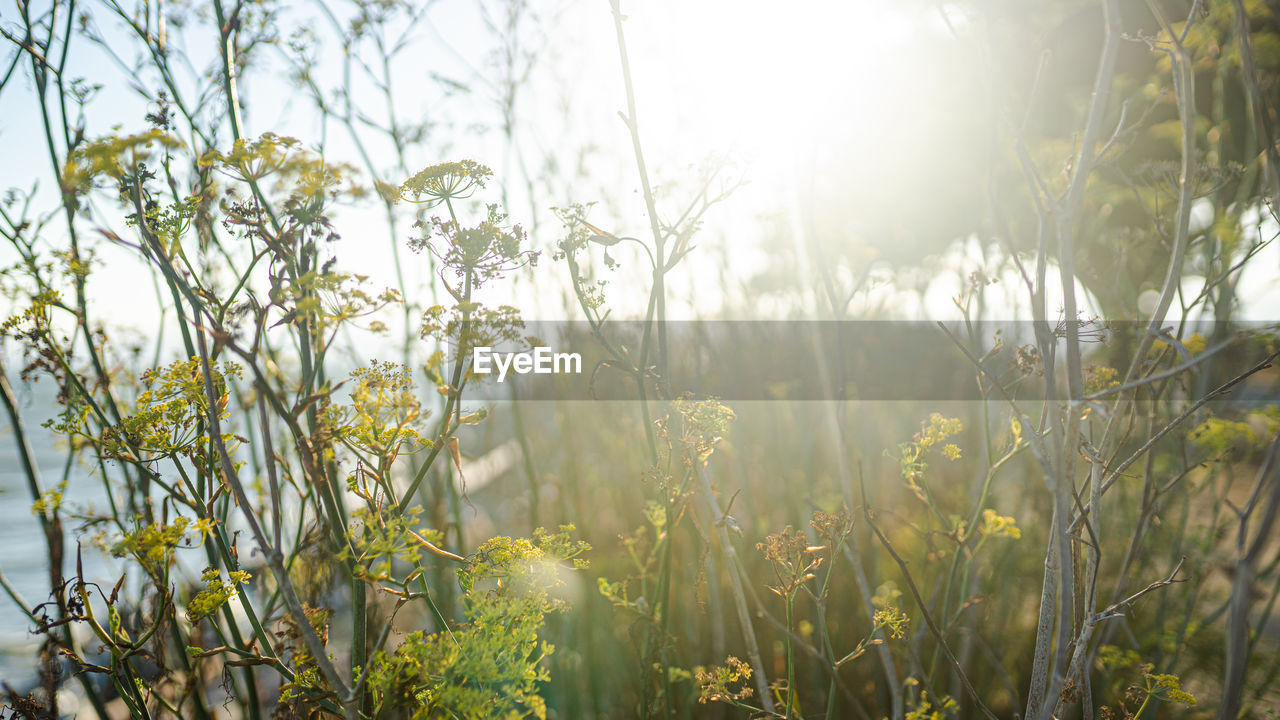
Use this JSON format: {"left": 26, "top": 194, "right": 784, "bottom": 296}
{"left": 0, "top": 381, "right": 113, "bottom": 690}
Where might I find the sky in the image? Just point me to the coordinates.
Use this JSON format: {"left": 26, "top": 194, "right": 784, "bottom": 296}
{"left": 1, "top": 0, "right": 1277, "bottom": 358}
{"left": 0, "top": 2, "right": 991, "bottom": 326}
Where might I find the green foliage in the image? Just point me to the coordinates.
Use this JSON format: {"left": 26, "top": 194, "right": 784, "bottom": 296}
{"left": 1097, "top": 648, "right": 1198, "bottom": 719}
{"left": 1190, "top": 406, "right": 1280, "bottom": 459}
{"left": 1143, "top": 668, "right": 1196, "bottom": 708}
{"left": 345, "top": 505, "right": 436, "bottom": 583}
{"left": 364, "top": 623, "right": 550, "bottom": 720}
{"left": 330, "top": 361, "right": 428, "bottom": 462}
{"left": 111, "top": 516, "right": 214, "bottom": 578}
{"left": 187, "top": 568, "right": 251, "bottom": 623}
{"left": 98, "top": 358, "right": 241, "bottom": 461}
{"left": 363, "top": 526, "right": 590, "bottom": 719}
{"left": 893, "top": 413, "right": 964, "bottom": 504}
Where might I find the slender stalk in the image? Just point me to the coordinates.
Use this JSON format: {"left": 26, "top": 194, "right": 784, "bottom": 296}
{"left": 697, "top": 462, "right": 777, "bottom": 715}
{"left": 609, "top": 0, "right": 668, "bottom": 390}
{"left": 190, "top": 297, "right": 355, "bottom": 715}
{"left": 863, "top": 497, "right": 999, "bottom": 720}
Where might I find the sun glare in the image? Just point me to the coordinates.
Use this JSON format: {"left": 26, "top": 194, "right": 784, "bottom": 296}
{"left": 625, "top": 2, "right": 918, "bottom": 172}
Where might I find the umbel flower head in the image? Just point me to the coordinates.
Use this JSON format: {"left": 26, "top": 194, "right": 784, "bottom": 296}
{"left": 399, "top": 160, "right": 493, "bottom": 207}
{"left": 410, "top": 204, "right": 538, "bottom": 288}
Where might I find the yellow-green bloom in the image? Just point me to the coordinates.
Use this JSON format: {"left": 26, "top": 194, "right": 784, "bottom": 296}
{"left": 187, "top": 568, "right": 252, "bottom": 623}
{"left": 400, "top": 160, "right": 493, "bottom": 207}
{"left": 979, "top": 508, "right": 1021, "bottom": 539}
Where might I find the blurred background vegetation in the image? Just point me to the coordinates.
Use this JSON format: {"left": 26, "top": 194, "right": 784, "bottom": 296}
{"left": 2, "top": 0, "right": 1280, "bottom": 718}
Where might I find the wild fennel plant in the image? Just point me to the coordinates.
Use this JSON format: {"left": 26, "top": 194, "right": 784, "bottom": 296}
{"left": 5, "top": 1, "right": 1280, "bottom": 719}
{"left": 3, "top": 125, "right": 583, "bottom": 719}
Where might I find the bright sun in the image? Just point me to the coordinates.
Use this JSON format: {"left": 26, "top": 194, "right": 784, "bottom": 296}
{"left": 622, "top": 1, "right": 920, "bottom": 172}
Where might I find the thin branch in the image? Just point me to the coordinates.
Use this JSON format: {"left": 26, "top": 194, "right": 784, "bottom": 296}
{"left": 1097, "top": 557, "right": 1187, "bottom": 621}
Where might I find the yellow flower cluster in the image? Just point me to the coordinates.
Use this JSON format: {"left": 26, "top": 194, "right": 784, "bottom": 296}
{"left": 979, "top": 508, "right": 1022, "bottom": 539}
{"left": 874, "top": 606, "right": 909, "bottom": 640}
{"left": 187, "top": 568, "right": 252, "bottom": 622}
{"left": 399, "top": 160, "right": 492, "bottom": 207}
{"left": 695, "top": 656, "right": 753, "bottom": 705}
{"left": 112, "top": 516, "right": 215, "bottom": 576}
